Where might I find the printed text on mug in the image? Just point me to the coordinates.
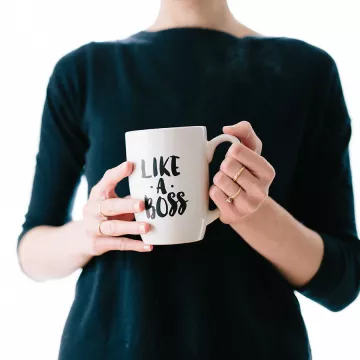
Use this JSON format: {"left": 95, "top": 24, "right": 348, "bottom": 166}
{"left": 141, "top": 156, "right": 189, "bottom": 218}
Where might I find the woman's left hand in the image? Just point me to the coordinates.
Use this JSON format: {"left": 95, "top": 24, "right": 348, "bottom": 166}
{"left": 210, "top": 121, "right": 276, "bottom": 224}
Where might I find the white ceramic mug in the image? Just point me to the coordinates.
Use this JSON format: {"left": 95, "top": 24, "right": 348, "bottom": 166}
{"left": 125, "top": 126, "right": 240, "bottom": 245}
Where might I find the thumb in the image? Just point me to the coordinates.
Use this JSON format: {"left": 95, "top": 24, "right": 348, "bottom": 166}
{"left": 91, "top": 161, "right": 133, "bottom": 200}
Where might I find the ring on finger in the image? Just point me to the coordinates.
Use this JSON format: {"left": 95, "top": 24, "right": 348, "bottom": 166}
{"left": 98, "top": 220, "right": 106, "bottom": 236}
{"left": 226, "top": 187, "right": 242, "bottom": 203}
{"left": 232, "top": 165, "right": 245, "bottom": 183}
{"left": 98, "top": 201, "right": 107, "bottom": 218}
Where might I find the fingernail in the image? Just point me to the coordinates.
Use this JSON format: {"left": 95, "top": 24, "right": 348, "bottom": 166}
{"left": 122, "top": 161, "right": 132, "bottom": 170}
{"left": 134, "top": 201, "right": 141, "bottom": 212}
{"left": 144, "top": 244, "right": 151, "bottom": 251}
{"left": 140, "top": 224, "right": 147, "bottom": 233}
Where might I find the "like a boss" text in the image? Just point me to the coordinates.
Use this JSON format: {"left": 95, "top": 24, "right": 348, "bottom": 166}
{"left": 141, "top": 156, "right": 188, "bottom": 218}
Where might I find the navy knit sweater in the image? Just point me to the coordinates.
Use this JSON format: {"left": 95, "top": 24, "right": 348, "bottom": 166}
{"left": 19, "top": 28, "right": 359, "bottom": 360}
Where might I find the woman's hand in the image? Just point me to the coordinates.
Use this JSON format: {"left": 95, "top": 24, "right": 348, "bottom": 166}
{"left": 80, "top": 161, "right": 153, "bottom": 256}
{"left": 210, "top": 121, "right": 276, "bottom": 224}
{"left": 18, "top": 161, "right": 152, "bottom": 281}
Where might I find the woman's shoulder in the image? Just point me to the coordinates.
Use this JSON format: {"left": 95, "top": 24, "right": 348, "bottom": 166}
{"left": 48, "top": 42, "right": 94, "bottom": 84}
{"left": 55, "top": 38, "right": 141, "bottom": 70}
{"left": 252, "top": 35, "right": 336, "bottom": 72}
{"left": 50, "top": 40, "right": 124, "bottom": 83}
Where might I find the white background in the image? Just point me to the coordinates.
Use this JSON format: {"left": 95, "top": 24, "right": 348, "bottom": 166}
{"left": 1, "top": 0, "right": 359, "bottom": 359}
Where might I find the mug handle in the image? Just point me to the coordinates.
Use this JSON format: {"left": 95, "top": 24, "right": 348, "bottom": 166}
{"left": 205, "top": 134, "right": 241, "bottom": 225}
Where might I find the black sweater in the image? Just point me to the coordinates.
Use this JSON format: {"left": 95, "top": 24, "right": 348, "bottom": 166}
{"left": 19, "top": 28, "right": 359, "bottom": 360}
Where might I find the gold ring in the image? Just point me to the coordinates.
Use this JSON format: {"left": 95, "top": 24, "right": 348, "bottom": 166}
{"left": 232, "top": 166, "right": 245, "bottom": 182}
{"left": 98, "top": 220, "right": 106, "bottom": 236}
{"left": 98, "top": 201, "right": 107, "bottom": 218}
{"left": 226, "top": 187, "right": 242, "bottom": 203}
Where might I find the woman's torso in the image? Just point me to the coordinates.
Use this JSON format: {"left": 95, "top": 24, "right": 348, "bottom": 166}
{"left": 59, "top": 28, "right": 323, "bottom": 360}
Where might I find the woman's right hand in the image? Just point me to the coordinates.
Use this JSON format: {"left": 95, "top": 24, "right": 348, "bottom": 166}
{"left": 80, "top": 161, "right": 152, "bottom": 256}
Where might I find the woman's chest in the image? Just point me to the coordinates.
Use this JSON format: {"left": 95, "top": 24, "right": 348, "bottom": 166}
{"left": 83, "top": 70, "right": 308, "bottom": 207}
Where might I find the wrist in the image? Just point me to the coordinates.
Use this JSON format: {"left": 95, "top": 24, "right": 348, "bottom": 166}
{"left": 230, "top": 197, "right": 288, "bottom": 251}
{"left": 231, "top": 196, "right": 273, "bottom": 228}
{"left": 63, "top": 220, "right": 93, "bottom": 264}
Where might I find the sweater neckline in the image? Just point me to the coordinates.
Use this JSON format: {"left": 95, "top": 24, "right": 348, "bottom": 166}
{"left": 134, "top": 26, "right": 263, "bottom": 42}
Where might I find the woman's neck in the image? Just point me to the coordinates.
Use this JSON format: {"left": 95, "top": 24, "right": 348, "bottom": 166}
{"left": 149, "top": 0, "right": 256, "bottom": 37}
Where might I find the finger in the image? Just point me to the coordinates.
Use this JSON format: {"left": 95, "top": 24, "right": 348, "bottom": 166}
{"left": 220, "top": 157, "right": 259, "bottom": 192}
{"left": 209, "top": 185, "right": 251, "bottom": 221}
{"left": 93, "top": 237, "right": 153, "bottom": 255}
{"left": 213, "top": 171, "right": 247, "bottom": 209}
{"left": 107, "top": 196, "right": 136, "bottom": 220}
{"left": 91, "top": 162, "right": 133, "bottom": 199}
{"left": 105, "top": 188, "right": 119, "bottom": 199}
{"left": 115, "top": 196, "right": 135, "bottom": 221}
{"left": 213, "top": 171, "right": 240, "bottom": 197}
{"left": 209, "top": 185, "right": 237, "bottom": 220}
{"left": 223, "top": 121, "right": 262, "bottom": 154}
{"left": 98, "top": 220, "right": 150, "bottom": 237}
{"left": 96, "top": 198, "right": 145, "bottom": 217}
{"left": 226, "top": 143, "right": 274, "bottom": 181}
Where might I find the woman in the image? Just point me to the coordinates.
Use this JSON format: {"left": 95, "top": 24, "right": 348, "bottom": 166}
{"left": 18, "top": 0, "right": 359, "bottom": 359}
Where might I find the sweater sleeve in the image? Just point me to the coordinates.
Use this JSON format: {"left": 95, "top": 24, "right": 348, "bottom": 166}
{"left": 18, "top": 47, "right": 89, "bottom": 246}
{"left": 289, "top": 54, "right": 359, "bottom": 312}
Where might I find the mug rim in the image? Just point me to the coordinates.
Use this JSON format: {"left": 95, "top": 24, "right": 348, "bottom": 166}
{"left": 125, "top": 125, "right": 205, "bottom": 136}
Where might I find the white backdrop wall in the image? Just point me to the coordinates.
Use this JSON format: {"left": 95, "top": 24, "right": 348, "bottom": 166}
{"left": 1, "top": 1, "right": 359, "bottom": 359}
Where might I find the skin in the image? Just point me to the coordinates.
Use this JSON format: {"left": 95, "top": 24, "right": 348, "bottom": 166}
{"left": 18, "top": 0, "right": 324, "bottom": 286}
{"left": 212, "top": 122, "right": 323, "bottom": 287}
